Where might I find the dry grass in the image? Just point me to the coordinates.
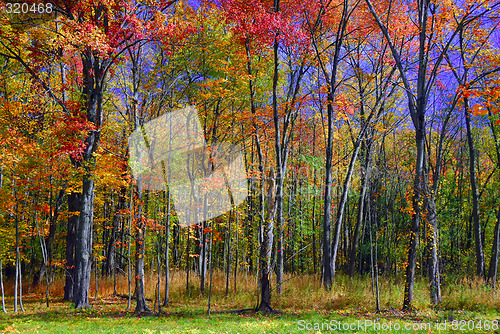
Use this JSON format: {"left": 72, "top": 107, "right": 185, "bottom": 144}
{"left": 441, "top": 276, "right": 500, "bottom": 312}
{"left": 18, "top": 270, "right": 500, "bottom": 314}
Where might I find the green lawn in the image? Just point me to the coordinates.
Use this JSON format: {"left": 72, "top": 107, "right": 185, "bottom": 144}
{"left": 1, "top": 297, "right": 499, "bottom": 333}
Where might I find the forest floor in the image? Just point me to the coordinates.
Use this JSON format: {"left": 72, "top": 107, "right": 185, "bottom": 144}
{"left": 0, "top": 271, "right": 499, "bottom": 333}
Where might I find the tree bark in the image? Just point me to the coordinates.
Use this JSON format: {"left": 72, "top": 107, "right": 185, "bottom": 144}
{"left": 258, "top": 170, "right": 275, "bottom": 313}
{"left": 423, "top": 178, "right": 441, "bottom": 304}
{"left": 331, "top": 140, "right": 362, "bottom": 282}
{"left": 199, "top": 222, "right": 207, "bottom": 293}
{"left": 105, "top": 189, "right": 125, "bottom": 277}
{"left": 308, "top": 0, "right": 350, "bottom": 290}
{"left": 488, "top": 209, "right": 500, "bottom": 287}
{"left": 64, "top": 192, "right": 79, "bottom": 301}
{"left": 73, "top": 50, "right": 109, "bottom": 308}
{"left": 134, "top": 187, "right": 150, "bottom": 314}
{"left": 0, "top": 251, "right": 5, "bottom": 313}
{"left": 348, "top": 139, "right": 371, "bottom": 277}
{"left": 163, "top": 190, "right": 171, "bottom": 306}
{"left": 245, "top": 36, "right": 272, "bottom": 312}
{"left": 73, "top": 174, "right": 95, "bottom": 308}
{"left": 487, "top": 113, "right": 500, "bottom": 286}
{"left": 403, "top": 115, "right": 425, "bottom": 310}
{"left": 465, "top": 99, "right": 485, "bottom": 277}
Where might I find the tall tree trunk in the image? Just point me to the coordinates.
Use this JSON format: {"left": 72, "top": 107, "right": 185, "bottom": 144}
{"left": 207, "top": 221, "right": 214, "bottom": 315}
{"left": 0, "top": 170, "right": 4, "bottom": 313}
{"left": 488, "top": 209, "right": 500, "bottom": 287}
{"left": 172, "top": 224, "right": 180, "bottom": 267}
{"left": 313, "top": 0, "right": 350, "bottom": 290}
{"left": 0, "top": 169, "right": 5, "bottom": 313}
{"left": 465, "top": 99, "right": 485, "bottom": 277}
{"left": 368, "top": 189, "right": 380, "bottom": 312}
{"left": 127, "top": 184, "right": 133, "bottom": 310}
{"left": 322, "top": 101, "right": 335, "bottom": 290}
{"left": 403, "top": 114, "right": 425, "bottom": 310}
{"left": 153, "top": 197, "right": 162, "bottom": 314}
{"left": 13, "top": 177, "right": 25, "bottom": 312}
{"left": 42, "top": 183, "right": 65, "bottom": 300}
{"left": 225, "top": 212, "right": 232, "bottom": 296}
{"left": 199, "top": 222, "right": 207, "bottom": 293}
{"left": 348, "top": 140, "right": 371, "bottom": 277}
{"left": 186, "top": 227, "right": 191, "bottom": 295}
{"left": 364, "top": 0, "right": 460, "bottom": 310}
{"left": 73, "top": 51, "right": 109, "bottom": 309}
{"left": 487, "top": 112, "right": 500, "bottom": 286}
{"left": 245, "top": 36, "right": 272, "bottom": 312}
{"left": 105, "top": 189, "right": 124, "bottom": 277}
{"left": 134, "top": 187, "right": 150, "bottom": 314}
{"left": 234, "top": 210, "right": 239, "bottom": 292}
{"left": 73, "top": 174, "right": 95, "bottom": 308}
{"left": 487, "top": 111, "right": 500, "bottom": 286}
{"left": 331, "top": 141, "right": 362, "bottom": 283}
{"left": 424, "top": 179, "right": 441, "bottom": 304}
{"left": 270, "top": 0, "right": 285, "bottom": 295}
{"left": 64, "top": 192, "right": 79, "bottom": 301}
{"left": 0, "top": 250, "right": 5, "bottom": 313}
{"left": 163, "top": 190, "right": 171, "bottom": 306}
{"left": 14, "top": 179, "right": 19, "bottom": 313}
{"left": 258, "top": 170, "right": 275, "bottom": 312}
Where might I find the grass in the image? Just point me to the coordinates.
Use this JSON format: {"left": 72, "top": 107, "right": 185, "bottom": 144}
{"left": 0, "top": 271, "right": 499, "bottom": 333}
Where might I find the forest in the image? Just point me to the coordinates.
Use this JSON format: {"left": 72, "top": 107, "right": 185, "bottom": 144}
{"left": 0, "top": 0, "right": 500, "bottom": 332}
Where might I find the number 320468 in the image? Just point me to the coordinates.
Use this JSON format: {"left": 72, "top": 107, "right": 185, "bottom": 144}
{"left": 4, "top": 3, "right": 53, "bottom": 14}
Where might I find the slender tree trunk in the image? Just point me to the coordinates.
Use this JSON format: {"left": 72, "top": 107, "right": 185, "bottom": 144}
{"left": 0, "top": 251, "right": 5, "bottom": 313}
{"left": 17, "top": 246, "right": 25, "bottom": 312}
{"left": 173, "top": 224, "right": 180, "bottom": 267}
{"left": 311, "top": 121, "right": 318, "bottom": 275}
{"left": 153, "top": 198, "right": 161, "bottom": 314}
{"left": 14, "top": 176, "right": 24, "bottom": 312}
{"left": 234, "top": 210, "right": 239, "bottom": 293}
{"left": 245, "top": 36, "right": 272, "bottom": 312}
{"left": 331, "top": 140, "right": 363, "bottom": 282}
{"left": 45, "top": 184, "right": 64, "bottom": 287}
{"left": 424, "top": 179, "right": 441, "bottom": 304}
{"left": 316, "top": 0, "right": 351, "bottom": 290}
{"left": 35, "top": 206, "right": 49, "bottom": 307}
{"left": 348, "top": 140, "right": 371, "bottom": 277}
{"left": 368, "top": 192, "right": 380, "bottom": 312}
{"left": 64, "top": 192, "right": 79, "bottom": 301}
{"left": 270, "top": 0, "right": 285, "bottom": 295}
{"left": 225, "top": 211, "right": 232, "bottom": 296}
{"left": 134, "top": 187, "right": 150, "bottom": 314}
{"left": 487, "top": 113, "right": 500, "bottom": 287}
{"left": 258, "top": 170, "right": 275, "bottom": 313}
{"left": 163, "top": 190, "right": 171, "bottom": 306}
{"left": 199, "top": 222, "right": 207, "bottom": 293}
{"left": 465, "top": 99, "right": 485, "bottom": 277}
{"left": 403, "top": 115, "right": 426, "bottom": 310}
{"left": 322, "top": 102, "right": 335, "bottom": 290}
{"left": 0, "top": 169, "right": 5, "bottom": 313}
{"left": 105, "top": 189, "right": 124, "bottom": 277}
{"left": 488, "top": 209, "right": 500, "bottom": 287}
{"left": 127, "top": 183, "right": 133, "bottom": 310}
{"left": 207, "top": 221, "right": 214, "bottom": 315}
{"left": 186, "top": 227, "right": 191, "bottom": 295}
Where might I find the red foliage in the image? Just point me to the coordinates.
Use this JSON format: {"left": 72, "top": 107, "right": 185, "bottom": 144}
{"left": 221, "top": 0, "right": 311, "bottom": 52}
